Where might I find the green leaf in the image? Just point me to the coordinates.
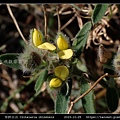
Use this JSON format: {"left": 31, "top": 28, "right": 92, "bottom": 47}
{"left": 0, "top": 53, "right": 21, "bottom": 69}
{"left": 80, "top": 75, "right": 96, "bottom": 113}
{"left": 55, "top": 79, "right": 72, "bottom": 113}
{"left": 92, "top": 4, "right": 109, "bottom": 25}
{"left": 103, "top": 64, "right": 114, "bottom": 71}
{"left": 72, "top": 21, "right": 92, "bottom": 57}
{"left": 76, "top": 60, "right": 87, "bottom": 72}
{"left": 106, "top": 86, "right": 119, "bottom": 112}
{"left": 34, "top": 68, "right": 48, "bottom": 92}
{"left": 55, "top": 92, "right": 68, "bottom": 113}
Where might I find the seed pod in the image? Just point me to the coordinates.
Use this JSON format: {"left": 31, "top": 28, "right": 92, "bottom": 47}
{"left": 30, "top": 52, "right": 41, "bottom": 66}
{"left": 22, "top": 51, "right": 41, "bottom": 70}
{"left": 18, "top": 45, "right": 42, "bottom": 76}
{"left": 49, "top": 78, "right": 62, "bottom": 88}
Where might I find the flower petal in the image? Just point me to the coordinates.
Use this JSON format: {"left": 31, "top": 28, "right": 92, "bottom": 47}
{"left": 54, "top": 65, "right": 69, "bottom": 81}
{"left": 57, "top": 34, "right": 68, "bottom": 50}
{"left": 32, "top": 28, "right": 43, "bottom": 47}
{"left": 49, "top": 78, "right": 62, "bottom": 88}
{"left": 37, "top": 42, "right": 56, "bottom": 51}
{"left": 58, "top": 49, "right": 73, "bottom": 59}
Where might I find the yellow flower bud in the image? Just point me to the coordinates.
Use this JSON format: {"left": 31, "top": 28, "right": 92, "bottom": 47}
{"left": 49, "top": 78, "right": 62, "bottom": 88}
{"left": 54, "top": 65, "right": 69, "bottom": 81}
{"left": 57, "top": 34, "right": 68, "bottom": 50}
{"left": 32, "top": 28, "right": 43, "bottom": 47}
{"left": 58, "top": 49, "right": 73, "bottom": 59}
{"left": 37, "top": 42, "right": 56, "bottom": 51}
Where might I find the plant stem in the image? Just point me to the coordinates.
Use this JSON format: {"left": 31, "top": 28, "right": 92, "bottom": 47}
{"left": 6, "top": 4, "right": 28, "bottom": 45}
{"left": 67, "top": 73, "right": 108, "bottom": 113}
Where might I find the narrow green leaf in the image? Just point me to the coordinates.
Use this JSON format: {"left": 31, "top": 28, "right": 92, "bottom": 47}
{"left": 103, "top": 64, "right": 114, "bottom": 71}
{"left": 34, "top": 68, "right": 48, "bottom": 92}
{"left": 92, "top": 4, "right": 109, "bottom": 24}
{"left": 106, "top": 87, "right": 119, "bottom": 112}
{"left": 55, "top": 79, "right": 72, "bottom": 113}
{"left": 80, "top": 75, "right": 96, "bottom": 113}
{"left": 0, "top": 53, "right": 21, "bottom": 69}
{"left": 55, "top": 92, "right": 69, "bottom": 113}
{"left": 72, "top": 21, "right": 92, "bottom": 57}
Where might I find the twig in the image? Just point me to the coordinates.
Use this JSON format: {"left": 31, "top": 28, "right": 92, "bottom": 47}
{"left": 67, "top": 73, "right": 109, "bottom": 113}
{"left": 60, "top": 14, "right": 76, "bottom": 31}
{"left": 56, "top": 5, "right": 61, "bottom": 33}
{"left": 6, "top": 4, "right": 28, "bottom": 45}
{"left": 42, "top": 4, "right": 48, "bottom": 41}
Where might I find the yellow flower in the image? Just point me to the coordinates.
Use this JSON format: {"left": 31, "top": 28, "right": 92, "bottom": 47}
{"left": 32, "top": 28, "right": 56, "bottom": 51}
{"left": 56, "top": 33, "right": 73, "bottom": 59}
{"left": 58, "top": 49, "right": 73, "bottom": 60}
{"left": 49, "top": 78, "right": 62, "bottom": 88}
{"left": 57, "top": 34, "right": 68, "bottom": 50}
{"left": 32, "top": 28, "right": 43, "bottom": 47}
{"left": 54, "top": 65, "right": 69, "bottom": 81}
{"left": 38, "top": 42, "right": 56, "bottom": 51}
{"left": 49, "top": 65, "right": 69, "bottom": 88}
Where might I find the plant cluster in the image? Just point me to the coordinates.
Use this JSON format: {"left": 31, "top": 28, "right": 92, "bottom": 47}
{"left": 1, "top": 4, "right": 120, "bottom": 113}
